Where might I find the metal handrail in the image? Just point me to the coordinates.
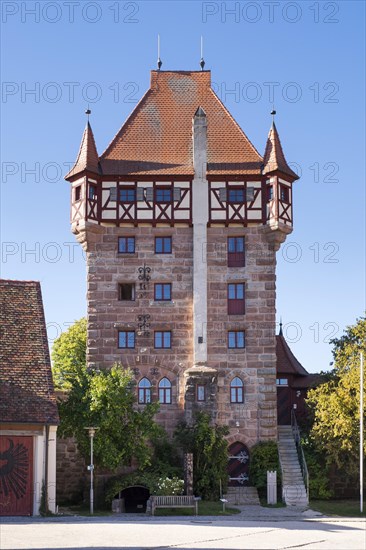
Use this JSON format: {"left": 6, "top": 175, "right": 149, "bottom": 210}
{"left": 291, "top": 410, "right": 310, "bottom": 501}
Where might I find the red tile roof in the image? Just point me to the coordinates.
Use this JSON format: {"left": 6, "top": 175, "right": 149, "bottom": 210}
{"left": 263, "top": 122, "right": 299, "bottom": 180}
{"left": 98, "top": 70, "right": 263, "bottom": 177}
{"left": 276, "top": 334, "right": 309, "bottom": 377}
{"left": 65, "top": 121, "right": 99, "bottom": 179}
{"left": 0, "top": 280, "right": 59, "bottom": 425}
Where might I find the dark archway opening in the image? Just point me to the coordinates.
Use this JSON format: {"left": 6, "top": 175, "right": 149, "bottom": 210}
{"left": 116, "top": 486, "right": 150, "bottom": 513}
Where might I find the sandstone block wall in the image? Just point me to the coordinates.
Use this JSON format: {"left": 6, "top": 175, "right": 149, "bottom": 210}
{"left": 206, "top": 226, "right": 277, "bottom": 446}
{"left": 81, "top": 223, "right": 277, "bottom": 443}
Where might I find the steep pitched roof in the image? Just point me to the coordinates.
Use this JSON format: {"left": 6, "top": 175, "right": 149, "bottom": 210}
{"left": 276, "top": 333, "right": 309, "bottom": 377}
{"left": 99, "top": 70, "right": 263, "bottom": 176}
{"left": 65, "top": 121, "right": 100, "bottom": 179}
{"left": 263, "top": 122, "right": 299, "bottom": 180}
{"left": 0, "top": 280, "right": 59, "bottom": 425}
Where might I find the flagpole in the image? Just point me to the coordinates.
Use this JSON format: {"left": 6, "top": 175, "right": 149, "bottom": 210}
{"left": 360, "top": 352, "right": 364, "bottom": 513}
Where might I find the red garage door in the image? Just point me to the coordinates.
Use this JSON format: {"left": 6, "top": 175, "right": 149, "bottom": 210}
{"left": 0, "top": 436, "right": 33, "bottom": 516}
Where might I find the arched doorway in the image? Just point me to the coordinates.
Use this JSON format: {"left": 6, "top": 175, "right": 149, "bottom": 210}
{"left": 227, "top": 442, "right": 250, "bottom": 487}
{"left": 118, "top": 485, "right": 150, "bottom": 513}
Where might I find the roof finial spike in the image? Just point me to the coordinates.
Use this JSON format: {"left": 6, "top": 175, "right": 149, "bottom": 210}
{"left": 279, "top": 317, "right": 283, "bottom": 336}
{"left": 157, "top": 34, "right": 162, "bottom": 70}
{"left": 270, "top": 105, "right": 276, "bottom": 126}
{"left": 85, "top": 105, "right": 91, "bottom": 121}
{"left": 200, "top": 36, "right": 205, "bottom": 70}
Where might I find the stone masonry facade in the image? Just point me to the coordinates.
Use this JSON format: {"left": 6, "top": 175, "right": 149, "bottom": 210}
{"left": 80, "top": 222, "right": 277, "bottom": 444}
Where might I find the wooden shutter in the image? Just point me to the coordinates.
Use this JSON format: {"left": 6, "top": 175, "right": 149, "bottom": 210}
{"left": 219, "top": 188, "right": 227, "bottom": 202}
{"left": 246, "top": 187, "right": 255, "bottom": 202}
{"left": 136, "top": 187, "right": 144, "bottom": 201}
{"left": 173, "top": 187, "right": 181, "bottom": 201}
{"left": 145, "top": 188, "right": 154, "bottom": 202}
{"left": 109, "top": 187, "right": 117, "bottom": 201}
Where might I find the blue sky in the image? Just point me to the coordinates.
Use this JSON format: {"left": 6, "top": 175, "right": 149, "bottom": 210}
{"left": 1, "top": 1, "right": 365, "bottom": 372}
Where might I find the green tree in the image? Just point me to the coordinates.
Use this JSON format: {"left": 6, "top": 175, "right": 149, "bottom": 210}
{"left": 174, "top": 412, "right": 229, "bottom": 500}
{"left": 52, "top": 320, "right": 160, "bottom": 471}
{"left": 52, "top": 317, "right": 87, "bottom": 390}
{"left": 306, "top": 316, "right": 366, "bottom": 476}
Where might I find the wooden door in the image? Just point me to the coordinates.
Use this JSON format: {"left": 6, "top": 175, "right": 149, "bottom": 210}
{"left": 227, "top": 442, "right": 250, "bottom": 487}
{"left": 277, "top": 387, "right": 291, "bottom": 425}
{"left": 0, "top": 436, "right": 33, "bottom": 516}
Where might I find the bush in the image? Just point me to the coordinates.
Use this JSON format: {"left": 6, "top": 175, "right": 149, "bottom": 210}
{"left": 249, "top": 441, "right": 281, "bottom": 491}
{"left": 302, "top": 438, "right": 333, "bottom": 499}
{"left": 152, "top": 477, "right": 184, "bottom": 496}
{"left": 174, "top": 412, "right": 229, "bottom": 500}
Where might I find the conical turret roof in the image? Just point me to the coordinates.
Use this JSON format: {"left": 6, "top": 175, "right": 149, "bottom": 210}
{"left": 263, "top": 122, "right": 298, "bottom": 180}
{"left": 65, "top": 121, "right": 99, "bottom": 179}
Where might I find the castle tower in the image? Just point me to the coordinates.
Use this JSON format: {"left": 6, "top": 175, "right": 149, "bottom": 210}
{"left": 65, "top": 70, "right": 298, "bottom": 476}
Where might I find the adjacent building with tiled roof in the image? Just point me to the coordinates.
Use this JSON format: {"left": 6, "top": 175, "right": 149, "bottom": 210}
{"left": 276, "top": 325, "right": 321, "bottom": 424}
{"left": 0, "top": 279, "right": 59, "bottom": 516}
{"left": 65, "top": 67, "right": 300, "bottom": 490}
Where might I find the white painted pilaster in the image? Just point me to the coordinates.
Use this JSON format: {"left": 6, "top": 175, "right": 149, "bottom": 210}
{"left": 47, "top": 426, "right": 58, "bottom": 513}
{"left": 192, "top": 107, "right": 208, "bottom": 365}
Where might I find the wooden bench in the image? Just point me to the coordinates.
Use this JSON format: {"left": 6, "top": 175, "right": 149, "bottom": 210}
{"left": 150, "top": 495, "right": 198, "bottom": 516}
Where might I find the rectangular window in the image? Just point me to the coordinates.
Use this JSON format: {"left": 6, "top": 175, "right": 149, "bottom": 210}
{"left": 118, "top": 237, "right": 135, "bottom": 254}
{"left": 228, "top": 188, "right": 245, "bottom": 203}
{"left": 155, "top": 187, "right": 172, "bottom": 203}
{"left": 154, "top": 283, "right": 172, "bottom": 301}
{"left": 276, "top": 378, "right": 289, "bottom": 386}
{"left": 155, "top": 236, "right": 172, "bottom": 254}
{"left": 228, "top": 283, "right": 245, "bottom": 315}
{"left": 154, "top": 331, "right": 171, "bottom": 349}
{"left": 89, "top": 185, "right": 97, "bottom": 200}
{"left": 118, "top": 283, "right": 135, "bottom": 301}
{"left": 118, "top": 331, "right": 135, "bottom": 349}
{"left": 228, "top": 237, "right": 245, "bottom": 267}
{"left": 228, "top": 331, "right": 245, "bottom": 349}
{"left": 280, "top": 185, "right": 289, "bottom": 203}
{"left": 267, "top": 185, "right": 273, "bottom": 201}
{"left": 197, "top": 385, "right": 206, "bottom": 402}
{"left": 119, "top": 187, "right": 136, "bottom": 202}
{"left": 75, "top": 186, "right": 81, "bottom": 201}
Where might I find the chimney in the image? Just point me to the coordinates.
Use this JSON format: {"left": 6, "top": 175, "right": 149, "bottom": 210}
{"left": 192, "top": 107, "right": 207, "bottom": 180}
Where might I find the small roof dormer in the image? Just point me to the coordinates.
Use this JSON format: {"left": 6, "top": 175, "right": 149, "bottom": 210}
{"left": 65, "top": 120, "right": 99, "bottom": 180}
{"left": 263, "top": 122, "right": 298, "bottom": 181}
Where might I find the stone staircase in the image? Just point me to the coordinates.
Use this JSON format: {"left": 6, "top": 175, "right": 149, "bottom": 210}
{"left": 278, "top": 425, "right": 309, "bottom": 508}
{"left": 224, "top": 486, "right": 260, "bottom": 506}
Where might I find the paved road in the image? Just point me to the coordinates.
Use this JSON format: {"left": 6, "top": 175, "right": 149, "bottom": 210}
{"left": 1, "top": 514, "right": 365, "bottom": 550}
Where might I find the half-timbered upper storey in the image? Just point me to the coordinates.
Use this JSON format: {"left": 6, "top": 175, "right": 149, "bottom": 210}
{"left": 65, "top": 70, "right": 298, "bottom": 228}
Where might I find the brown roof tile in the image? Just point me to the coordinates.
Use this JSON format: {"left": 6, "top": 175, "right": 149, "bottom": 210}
{"left": 99, "top": 70, "right": 263, "bottom": 177}
{"left": 65, "top": 121, "right": 100, "bottom": 179}
{"left": 263, "top": 122, "right": 299, "bottom": 180}
{"left": 0, "top": 280, "right": 59, "bottom": 425}
{"left": 276, "top": 334, "right": 309, "bottom": 377}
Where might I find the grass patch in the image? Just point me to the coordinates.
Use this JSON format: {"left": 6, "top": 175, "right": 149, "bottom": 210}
{"left": 310, "top": 499, "right": 366, "bottom": 518}
{"left": 155, "top": 500, "right": 241, "bottom": 516}
{"left": 259, "top": 500, "right": 286, "bottom": 508}
{"left": 59, "top": 504, "right": 111, "bottom": 517}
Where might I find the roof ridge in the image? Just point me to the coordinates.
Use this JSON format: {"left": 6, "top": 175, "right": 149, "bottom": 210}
{"left": 0, "top": 279, "right": 40, "bottom": 285}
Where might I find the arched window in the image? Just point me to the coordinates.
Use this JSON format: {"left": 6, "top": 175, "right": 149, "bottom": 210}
{"left": 138, "top": 378, "right": 151, "bottom": 404}
{"left": 230, "top": 377, "right": 244, "bottom": 403}
{"left": 158, "top": 377, "right": 172, "bottom": 404}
